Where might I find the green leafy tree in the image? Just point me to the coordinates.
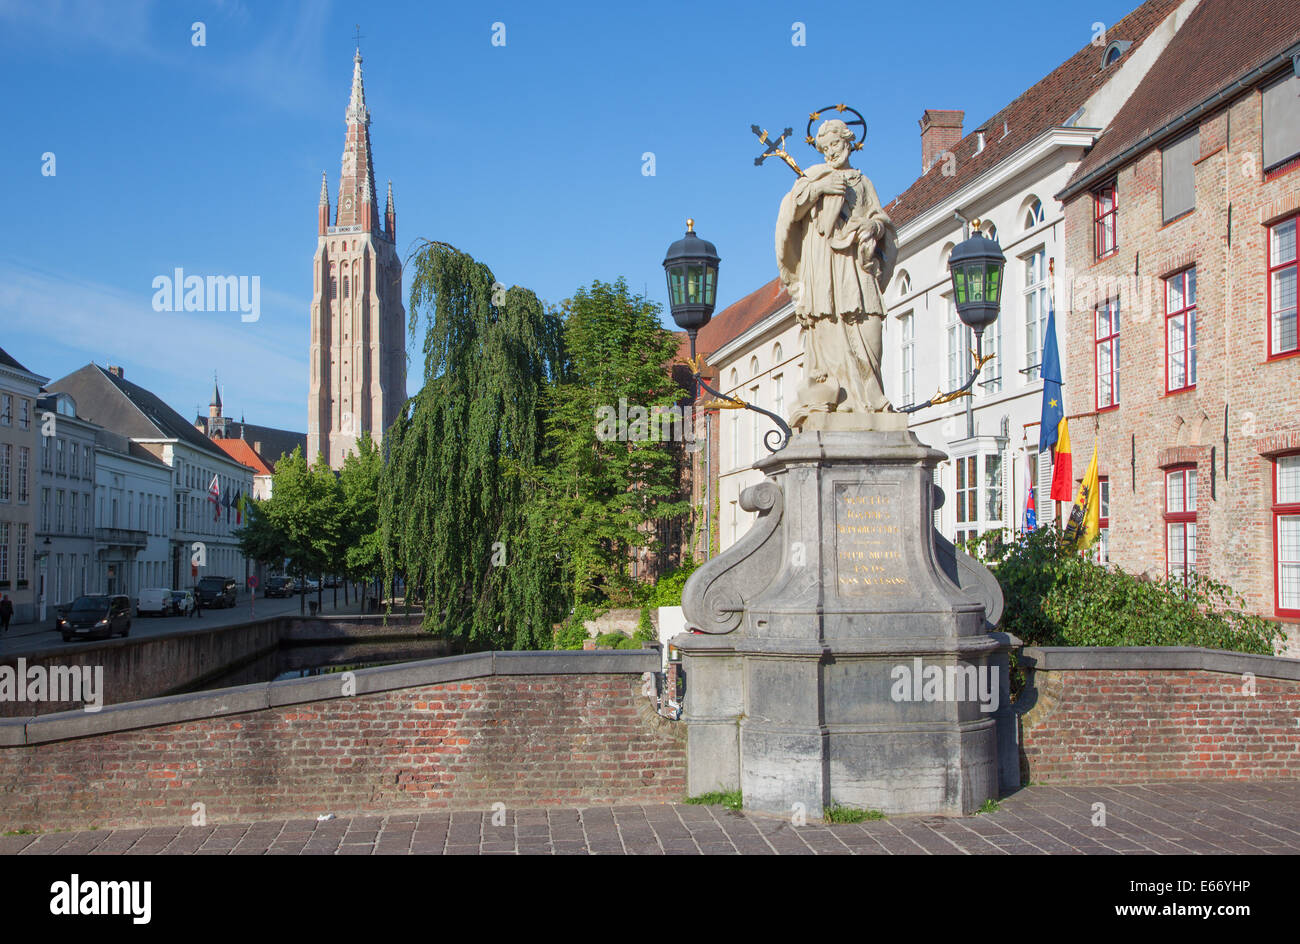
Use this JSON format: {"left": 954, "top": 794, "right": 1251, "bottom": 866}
{"left": 339, "top": 431, "right": 384, "bottom": 609}
{"left": 235, "top": 498, "right": 287, "bottom": 571}
{"left": 536, "top": 278, "right": 691, "bottom": 608}
{"left": 381, "top": 241, "right": 565, "bottom": 648}
{"left": 308, "top": 456, "right": 344, "bottom": 612}
{"left": 253, "top": 446, "right": 331, "bottom": 614}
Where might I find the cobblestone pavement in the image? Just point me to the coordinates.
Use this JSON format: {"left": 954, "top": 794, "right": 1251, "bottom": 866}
{"left": 3, "top": 781, "right": 1298, "bottom": 855}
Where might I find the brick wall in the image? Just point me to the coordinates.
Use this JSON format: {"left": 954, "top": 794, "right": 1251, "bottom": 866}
{"left": 0, "top": 670, "right": 685, "bottom": 832}
{"left": 1018, "top": 649, "right": 1300, "bottom": 784}
{"left": 1062, "top": 83, "right": 1300, "bottom": 624}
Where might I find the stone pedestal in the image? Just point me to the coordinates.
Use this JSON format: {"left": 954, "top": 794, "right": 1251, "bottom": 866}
{"left": 676, "top": 428, "right": 1019, "bottom": 817}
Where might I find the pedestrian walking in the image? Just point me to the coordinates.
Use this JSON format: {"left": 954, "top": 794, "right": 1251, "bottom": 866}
{"left": 191, "top": 586, "right": 203, "bottom": 619}
{"left": 0, "top": 594, "right": 12, "bottom": 634}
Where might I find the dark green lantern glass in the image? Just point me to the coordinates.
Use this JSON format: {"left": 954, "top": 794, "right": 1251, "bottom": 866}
{"left": 948, "top": 224, "right": 1006, "bottom": 337}
{"left": 663, "top": 219, "right": 721, "bottom": 338}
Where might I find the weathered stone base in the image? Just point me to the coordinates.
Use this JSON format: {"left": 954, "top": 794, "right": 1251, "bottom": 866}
{"left": 679, "top": 428, "right": 1014, "bottom": 817}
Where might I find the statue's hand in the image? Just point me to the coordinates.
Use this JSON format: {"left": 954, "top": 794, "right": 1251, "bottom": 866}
{"left": 814, "top": 175, "right": 847, "bottom": 199}
{"left": 857, "top": 237, "right": 878, "bottom": 269}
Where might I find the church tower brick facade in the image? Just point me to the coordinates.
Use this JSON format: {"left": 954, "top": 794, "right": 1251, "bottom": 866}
{"left": 308, "top": 49, "right": 406, "bottom": 469}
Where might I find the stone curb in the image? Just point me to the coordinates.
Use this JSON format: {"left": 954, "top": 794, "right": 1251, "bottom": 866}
{"left": 1020, "top": 645, "right": 1300, "bottom": 680}
{"left": 5, "top": 649, "right": 660, "bottom": 746}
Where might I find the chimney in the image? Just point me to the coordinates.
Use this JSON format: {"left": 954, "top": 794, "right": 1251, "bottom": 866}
{"left": 107, "top": 365, "right": 124, "bottom": 378}
{"left": 919, "top": 109, "right": 964, "bottom": 173}
{"left": 254, "top": 441, "right": 263, "bottom": 455}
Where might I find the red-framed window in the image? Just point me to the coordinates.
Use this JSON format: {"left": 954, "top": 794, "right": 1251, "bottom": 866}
{"left": 1275, "top": 453, "right": 1300, "bottom": 616}
{"left": 1095, "top": 297, "right": 1120, "bottom": 409}
{"left": 1095, "top": 476, "right": 1111, "bottom": 564}
{"left": 1165, "top": 466, "right": 1197, "bottom": 582}
{"left": 1268, "top": 214, "right": 1297, "bottom": 357}
{"left": 1165, "top": 267, "right": 1197, "bottom": 392}
{"left": 1094, "top": 183, "right": 1118, "bottom": 259}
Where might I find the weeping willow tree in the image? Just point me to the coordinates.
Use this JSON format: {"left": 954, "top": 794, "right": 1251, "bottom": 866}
{"left": 380, "top": 241, "right": 565, "bottom": 648}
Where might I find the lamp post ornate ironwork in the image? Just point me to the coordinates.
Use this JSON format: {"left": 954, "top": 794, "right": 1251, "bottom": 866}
{"left": 663, "top": 220, "right": 793, "bottom": 452}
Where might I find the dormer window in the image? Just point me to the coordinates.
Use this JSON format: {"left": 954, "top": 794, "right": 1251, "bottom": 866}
{"left": 1101, "top": 40, "right": 1132, "bottom": 67}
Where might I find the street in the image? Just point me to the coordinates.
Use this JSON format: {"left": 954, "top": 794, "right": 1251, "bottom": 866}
{"left": 0, "top": 589, "right": 372, "bottom": 657}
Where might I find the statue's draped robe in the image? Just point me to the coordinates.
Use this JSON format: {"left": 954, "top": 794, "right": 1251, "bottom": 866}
{"left": 776, "top": 163, "right": 897, "bottom": 418}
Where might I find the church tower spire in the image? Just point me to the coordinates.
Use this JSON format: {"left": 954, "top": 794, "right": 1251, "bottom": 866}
{"left": 307, "top": 45, "right": 407, "bottom": 471}
{"left": 335, "top": 48, "right": 380, "bottom": 234}
{"left": 318, "top": 171, "right": 330, "bottom": 235}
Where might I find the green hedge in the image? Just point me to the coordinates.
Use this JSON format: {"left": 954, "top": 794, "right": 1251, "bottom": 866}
{"left": 979, "top": 526, "right": 1281, "bottom": 654}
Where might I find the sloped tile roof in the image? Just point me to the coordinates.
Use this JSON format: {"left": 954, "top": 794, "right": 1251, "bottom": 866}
{"left": 886, "top": 0, "right": 1182, "bottom": 225}
{"left": 48, "top": 364, "right": 235, "bottom": 463}
{"left": 1063, "top": 0, "right": 1300, "bottom": 196}
{"left": 196, "top": 418, "right": 305, "bottom": 470}
{"left": 697, "top": 277, "right": 790, "bottom": 364}
{"left": 212, "top": 437, "right": 273, "bottom": 476}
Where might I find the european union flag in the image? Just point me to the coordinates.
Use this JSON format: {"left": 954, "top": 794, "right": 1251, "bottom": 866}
{"left": 1038, "top": 301, "right": 1064, "bottom": 453}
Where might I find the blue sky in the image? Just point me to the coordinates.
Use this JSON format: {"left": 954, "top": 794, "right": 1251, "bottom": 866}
{"left": 1, "top": 0, "right": 1141, "bottom": 431}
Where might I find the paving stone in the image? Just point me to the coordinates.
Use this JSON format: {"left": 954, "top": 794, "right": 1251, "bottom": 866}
{"left": 6, "top": 781, "right": 1298, "bottom": 855}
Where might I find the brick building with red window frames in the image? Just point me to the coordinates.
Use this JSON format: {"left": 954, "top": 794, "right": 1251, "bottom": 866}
{"left": 1057, "top": 0, "right": 1300, "bottom": 640}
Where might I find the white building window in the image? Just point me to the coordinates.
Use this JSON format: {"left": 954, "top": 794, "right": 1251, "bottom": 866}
{"left": 773, "top": 373, "right": 785, "bottom": 420}
{"left": 751, "top": 385, "right": 761, "bottom": 461}
{"left": 1023, "top": 248, "right": 1049, "bottom": 382}
{"left": 730, "top": 411, "right": 739, "bottom": 470}
{"left": 1024, "top": 198, "right": 1044, "bottom": 230}
{"left": 899, "top": 312, "right": 915, "bottom": 407}
{"left": 946, "top": 297, "right": 968, "bottom": 390}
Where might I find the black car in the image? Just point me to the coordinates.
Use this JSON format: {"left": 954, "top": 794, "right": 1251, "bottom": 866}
{"left": 264, "top": 576, "right": 294, "bottom": 598}
{"left": 59, "top": 594, "right": 131, "bottom": 642}
{"left": 195, "top": 576, "right": 237, "bottom": 608}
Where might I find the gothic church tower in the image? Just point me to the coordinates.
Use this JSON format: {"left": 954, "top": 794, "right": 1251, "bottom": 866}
{"left": 308, "top": 48, "right": 406, "bottom": 469}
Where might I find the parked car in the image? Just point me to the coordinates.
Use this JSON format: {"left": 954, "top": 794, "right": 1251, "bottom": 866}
{"left": 264, "top": 576, "right": 294, "bottom": 599}
{"left": 293, "top": 577, "right": 320, "bottom": 594}
{"left": 323, "top": 575, "right": 341, "bottom": 589}
{"left": 137, "top": 587, "right": 173, "bottom": 617}
{"left": 169, "top": 590, "right": 194, "bottom": 616}
{"left": 59, "top": 594, "right": 131, "bottom": 642}
{"left": 195, "top": 576, "right": 237, "bottom": 608}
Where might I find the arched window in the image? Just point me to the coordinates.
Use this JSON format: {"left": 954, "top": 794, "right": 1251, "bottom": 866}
{"left": 896, "top": 270, "right": 912, "bottom": 297}
{"left": 773, "top": 342, "right": 783, "bottom": 363}
{"left": 729, "top": 368, "right": 738, "bottom": 389}
{"left": 939, "top": 242, "right": 956, "bottom": 270}
{"left": 1024, "top": 198, "right": 1044, "bottom": 230}
{"left": 749, "top": 356, "right": 760, "bottom": 377}
{"left": 982, "top": 221, "right": 998, "bottom": 243}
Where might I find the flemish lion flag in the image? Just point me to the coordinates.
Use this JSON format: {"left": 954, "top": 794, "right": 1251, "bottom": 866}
{"left": 1063, "top": 443, "right": 1101, "bottom": 550}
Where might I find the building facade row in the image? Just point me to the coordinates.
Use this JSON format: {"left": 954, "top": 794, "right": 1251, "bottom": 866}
{"left": 0, "top": 351, "right": 261, "bottom": 624}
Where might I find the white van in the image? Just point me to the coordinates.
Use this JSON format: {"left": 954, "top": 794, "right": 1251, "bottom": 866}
{"left": 137, "top": 587, "right": 173, "bottom": 617}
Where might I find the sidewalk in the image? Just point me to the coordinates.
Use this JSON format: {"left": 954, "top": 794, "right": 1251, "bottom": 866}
{"left": 4, "top": 781, "right": 1297, "bottom": 855}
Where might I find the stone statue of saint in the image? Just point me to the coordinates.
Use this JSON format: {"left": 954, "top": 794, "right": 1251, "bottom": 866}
{"left": 776, "top": 118, "right": 898, "bottom": 429}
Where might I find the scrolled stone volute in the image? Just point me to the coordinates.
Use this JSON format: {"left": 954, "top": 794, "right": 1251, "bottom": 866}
{"left": 933, "top": 531, "right": 1005, "bottom": 631}
{"left": 681, "top": 481, "right": 784, "bottom": 635}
